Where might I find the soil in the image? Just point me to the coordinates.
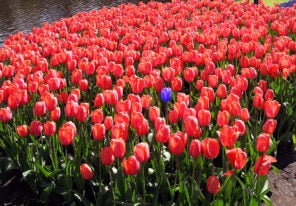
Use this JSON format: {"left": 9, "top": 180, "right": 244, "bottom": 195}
{"left": 266, "top": 142, "right": 296, "bottom": 206}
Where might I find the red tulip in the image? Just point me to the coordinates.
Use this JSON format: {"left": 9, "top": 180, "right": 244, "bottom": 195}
{"left": 149, "top": 106, "right": 160, "bottom": 122}
{"left": 134, "top": 142, "right": 150, "bottom": 163}
{"left": 168, "top": 109, "right": 179, "bottom": 124}
{"left": 226, "top": 148, "right": 247, "bottom": 170}
{"left": 94, "top": 93, "right": 105, "bottom": 107}
{"left": 240, "top": 108, "right": 250, "bottom": 122}
{"left": 198, "top": 109, "right": 211, "bottom": 126}
{"left": 80, "top": 163, "right": 93, "bottom": 180}
{"left": 141, "top": 95, "right": 152, "bottom": 109}
{"left": 171, "top": 77, "right": 183, "bottom": 91}
{"left": 189, "top": 139, "right": 202, "bottom": 158}
{"left": 201, "top": 138, "right": 220, "bottom": 159}
{"left": 30, "top": 120, "right": 43, "bottom": 137}
{"left": 8, "top": 94, "right": 19, "bottom": 109}
{"left": 92, "top": 124, "right": 106, "bottom": 140}
{"left": 194, "top": 96, "right": 209, "bottom": 112}
{"left": 101, "top": 147, "right": 115, "bottom": 166}
{"left": 110, "top": 138, "right": 126, "bottom": 158}
{"left": 116, "top": 99, "right": 132, "bottom": 114}
{"left": 103, "top": 90, "right": 118, "bottom": 105}
{"left": 91, "top": 109, "right": 104, "bottom": 124}
{"left": 217, "top": 111, "right": 230, "bottom": 127}
{"left": 104, "top": 116, "right": 114, "bottom": 130}
{"left": 195, "top": 79, "right": 204, "bottom": 90}
{"left": 154, "top": 117, "right": 166, "bottom": 131}
{"left": 44, "top": 93, "right": 57, "bottom": 111}
{"left": 58, "top": 121, "right": 77, "bottom": 145}
{"left": 76, "top": 103, "right": 89, "bottom": 122}
{"left": 44, "top": 121, "right": 56, "bottom": 137}
{"left": 162, "top": 67, "right": 175, "bottom": 82}
{"left": 130, "top": 77, "right": 145, "bottom": 94}
{"left": 200, "top": 87, "right": 215, "bottom": 103}
{"left": 206, "top": 176, "right": 220, "bottom": 194}
{"left": 264, "top": 100, "right": 281, "bottom": 118}
{"left": 0, "top": 107, "right": 12, "bottom": 122}
{"left": 256, "top": 133, "right": 270, "bottom": 153}
{"left": 184, "top": 116, "right": 202, "bottom": 138}
{"left": 169, "top": 132, "right": 187, "bottom": 155}
{"left": 253, "top": 93, "right": 265, "bottom": 109}
{"left": 254, "top": 154, "right": 277, "bottom": 176}
{"left": 264, "top": 89, "right": 274, "bottom": 100}
{"left": 16, "top": 125, "right": 29, "bottom": 137}
{"left": 65, "top": 100, "right": 78, "bottom": 117}
{"left": 156, "top": 124, "right": 170, "bottom": 143}
{"left": 50, "top": 107, "right": 61, "bottom": 121}
{"left": 122, "top": 156, "right": 140, "bottom": 175}
{"left": 218, "top": 125, "right": 240, "bottom": 147}
{"left": 262, "top": 119, "right": 277, "bottom": 134}
{"left": 184, "top": 67, "right": 197, "bottom": 82}
{"left": 79, "top": 79, "right": 89, "bottom": 91}
{"left": 233, "top": 119, "right": 246, "bottom": 135}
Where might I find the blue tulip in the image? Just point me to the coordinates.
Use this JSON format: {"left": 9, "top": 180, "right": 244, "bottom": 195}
{"left": 161, "top": 87, "right": 172, "bottom": 102}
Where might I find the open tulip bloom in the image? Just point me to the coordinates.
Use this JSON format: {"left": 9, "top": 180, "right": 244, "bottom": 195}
{"left": 1, "top": 0, "right": 296, "bottom": 205}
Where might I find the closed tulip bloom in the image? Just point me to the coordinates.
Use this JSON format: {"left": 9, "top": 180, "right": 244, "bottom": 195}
{"left": 149, "top": 106, "right": 160, "bottom": 122}
{"left": 34, "top": 101, "right": 47, "bottom": 117}
{"left": 161, "top": 87, "right": 172, "bottom": 102}
{"left": 264, "top": 100, "right": 280, "bottom": 118}
{"left": 92, "top": 124, "right": 106, "bottom": 140}
{"left": 216, "top": 84, "right": 227, "bottom": 98}
{"left": 200, "top": 87, "right": 215, "bottom": 103}
{"left": 80, "top": 163, "right": 93, "bottom": 180}
{"left": 207, "top": 176, "right": 220, "bottom": 194}
{"left": 240, "top": 108, "right": 250, "bottom": 122}
{"left": 16, "top": 125, "right": 29, "bottom": 137}
{"left": 256, "top": 133, "right": 270, "bottom": 153}
{"left": 189, "top": 139, "right": 202, "bottom": 158}
{"left": 198, "top": 109, "right": 211, "bottom": 126}
{"left": 184, "top": 116, "right": 202, "bottom": 138}
{"left": 131, "top": 112, "right": 144, "bottom": 130}
{"left": 8, "top": 94, "right": 20, "bottom": 109}
{"left": 122, "top": 155, "right": 140, "bottom": 175}
{"left": 162, "top": 67, "right": 175, "bottom": 82}
{"left": 104, "top": 116, "right": 114, "bottom": 130}
{"left": 76, "top": 103, "right": 89, "bottom": 122}
{"left": 111, "top": 123, "right": 128, "bottom": 141}
{"left": 168, "top": 109, "right": 179, "bottom": 124}
{"left": 156, "top": 124, "right": 170, "bottom": 143}
{"left": 201, "top": 138, "right": 220, "bottom": 159}
{"left": 264, "top": 89, "right": 274, "bottom": 100}
{"left": 44, "top": 121, "right": 56, "bottom": 136}
{"left": 184, "top": 67, "right": 196, "bottom": 82}
{"left": 50, "top": 107, "right": 61, "bottom": 121}
{"left": 101, "top": 147, "right": 115, "bottom": 166}
{"left": 103, "top": 90, "right": 118, "bottom": 105}
{"left": 254, "top": 154, "right": 277, "bottom": 176}
{"left": 262, "top": 119, "right": 277, "bottom": 134}
{"left": 226, "top": 148, "right": 247, "bottom": 170}
{"left": 169, "top": 132, "right": 187, "bottom": 155}
{"left": 171, "top": 77, "right": 183, "bottom": 91}
{"left": 130, "top": 77, "right": 145, "bottom": 94}
{"left": 110, "top": 138, "right": 126, "bottom": 158}
{"left": 58, "top": 121, "right": 77, "bottom": 145}
{"left": 134, "top": 142, "right": 150, "bottom": 163}
{"left": 141, "top": 95, "right": 152, "bottom": 109}
{"left": 253, "top": 93, "right": 265, "bottom": 109}
{"left": 218, "top": 125, "right": 240, "bottom": 147}
{"left": 94, "top": 93, "right": 104, "bottom": 107}
{"left": 217, "top": 111, "right": 230, "bottom": 127}
{"left": 0, "top": 107, "right": 12, "bottom": 122}
{"left": 194, "top": 96, "right": 209, "bottom": 112}
{"left": 154, "top": 117, "right": 166, "bottom": 131}
{"left": 91, "top": 109, "right": 104, "bottom": 124}
{"left": 30, "top": 120, "right": 43, "bottom": 137}
{"left": 44, "top": 93, "right": 57, "bottom": 111}
{"left": 136, "top": 119, "right": 149, "bottom": 136}
{"left": 65, "top": 100, "right": 78, "bottom": 117}
{"left": 233, "top": 119, "right": 246, "bottom": 135}
{"left": 79, "top": 79, "right": 89, "bottom": 91}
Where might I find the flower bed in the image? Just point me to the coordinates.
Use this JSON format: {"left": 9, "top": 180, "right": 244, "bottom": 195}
{"left": 0, "top": 0, "right": 296, "bottom": 205}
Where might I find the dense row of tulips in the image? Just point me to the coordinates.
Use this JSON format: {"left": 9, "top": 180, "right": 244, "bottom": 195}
{"left": 0, "top": 0, "right": 296, "bottom": 205}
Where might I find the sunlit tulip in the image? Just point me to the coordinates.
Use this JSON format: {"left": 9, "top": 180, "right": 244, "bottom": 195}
{"left": 189, "top": 139, "right": 202, "bottom": 158}
{"left": 156, "top": 124, "right": 170, "bottom": 143}
{"left": 218, "top": 125, "right": 240, "bottom": 147}
{"left": 262, "top": 119, "right": 277, "bottom": 134}
{"left": 104, "top": 116, "right": 114, "bottom": 131}
{"left": 254, "top": 154, "right": 277, "bottom": 176}
{"left": 58, "top": 121, "right": 77, "bottom": 145}
{"left": 0, "top": 107, "right": 12, "bottom": 122}
{"left": 76, "top": 103, "right": 89, "bottom": 122}
{"left": 169, "top": 132, "right": 187, "bottom": 155}
{"left": 264, "top": 100, "right": 281, "bottom": 118}
{"left": 65, "top": 100, "right": 78, "bottom": 117}
{"left": 256, "top": 133, "right": 270, "bottom": 153}
{"left": 226, "top": 148, "right": 247, "bottom": 170}
{"left": 201, "top": 138, "right": 220, "bottom": 159}
{"left": 149, "top": 106, "right": 160, "bottom": 122}
{"left": 50, "top": 107, "right": 61, "bottom": 121}
{"left": 206, "top": 176, "right": 220, "bottom": 194}
{"left": 92, "top": 124, "right": 106, "bottom": 140}
{"left": 94, "top": 93, "right": 104, "bottom": 107}
{"left": 91, "top": 109, "right": 104, "bottom": 124}
{"left": 101, "top": 147, "right": 114, "bottom": 166}
{"left": 30, "top": 120, "right": 43, "bottom": 137}
{"left": 198, "top": 109, "right": 211, "bottom": 126}
{"left": 134, "top": 142, "right": 150, "bottom": 163}
{"left": 16, "top": 125, "right": 29, "bottom": 137}
{"left": 122, "top": 156, "right": 140, "bottom": 175}
{"left": 80, "top": 163, "right": 93, "bottom": 180}
{"left": 184, "top": 116, "right": 202, "bottom": 138}
{"left": 44, "top": 121, "right": 56, "bottom": 137}
{"left": 217, "top": 111, "right": 230, "bottom": 127}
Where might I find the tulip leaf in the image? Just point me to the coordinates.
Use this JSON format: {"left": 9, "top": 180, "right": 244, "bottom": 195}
{"left": 40, "top": 183, "right": 54, "bottom": 203}
{"left": 211, "top": 199, "right": 224, "bottom": 206}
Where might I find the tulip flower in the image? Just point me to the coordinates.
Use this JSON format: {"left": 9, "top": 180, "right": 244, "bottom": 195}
{"left": 226, "top": 148, "right": 247, "bottom": 170}
{"left": 110, "top": 138, "right": 126, "bottom": 158}
{"left": 201, "top": 138, "right": 220, "bottom": 159}
{"left": 122, "top": 156, "right": 140, "bottom": 175}
{"left": 206, "top": 176, "right": 220, "bottom": 194}
{"left": 101, "top": 147, "right": 115, "bottom": 166}
{"left": 80, "top": 163, "right": 93, "bottom": 180}
{"left": 264, "top": 100, "right": 281, "bottom": 118}
{"left": 44, "top": 121, "right": 56, "bottom": 137}
{"left": 256, "top": 133, "right": 270, "bottom": 153}
{"left": 16, "top": 125, "right": 29, "bottom": 138}
{"left": 169, "top": 132, "right": 187, "bottom": 155}
{"left": 218, "top": 125, "right": 240, "bottom": 147}
{"left": 189, "top": 139, "right": 202, "bottom": 158}
{"left": 134, "top": 142, "right": 150, "bottom": 163}
{"left": 58, "top": 121, "right": 77, "bottom": 145}
{"left": 160, "top": 87, "right": 172, "bottom": 102}
{"left": 254, "top": 154, "right": 277, "bottom": 176}
{"left": 30, "top": 120, "right": 43, "bottom": 137}
{"left": 262, "top": 119, "right": 277, "bottom": 134}
{"left": 92, "top": 124, "right": 106, "bottom": 140}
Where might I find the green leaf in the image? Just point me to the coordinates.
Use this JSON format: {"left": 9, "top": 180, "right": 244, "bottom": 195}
{"left": 36, "top": 163, "right": 52, "bottom": 178}
{"left": 73, "top": 191, "right": 94, "bottom": 206}
{"left": 40, "top": 183, "right": 54, "bottom": 203}
{"left": 271, "top": 165, "right": 280, "bottom": 174}
{"left": 211, "top": 199, "right": 224, "bottom": 206}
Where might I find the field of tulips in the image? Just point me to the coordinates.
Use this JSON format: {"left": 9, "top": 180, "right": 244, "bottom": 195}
{"left": 0, "top": 0, "right": 296, "bottom": 205}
